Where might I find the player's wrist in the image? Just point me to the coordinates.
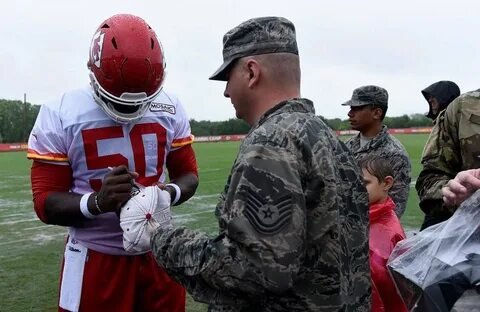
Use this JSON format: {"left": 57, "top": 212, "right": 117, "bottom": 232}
{"left": 80, "top": 192, "right": 98, "bottom": 218}
{"left": 165, "top": 183, "right": 181, "bottom": 205}
{"left": 164, "top": 185, "right": 175, "bottom": 198}
{"left": 89, "top": 193, "right": 105, "bottom": 215}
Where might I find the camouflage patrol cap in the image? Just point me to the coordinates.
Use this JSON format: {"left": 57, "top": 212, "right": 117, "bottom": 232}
{"left": 342, "top": 85, "right": 389, "bottom": 108}
{"left": 209, "top": 16, "right": 298, "bottom": 81}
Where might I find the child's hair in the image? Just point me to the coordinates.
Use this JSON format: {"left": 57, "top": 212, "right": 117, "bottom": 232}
{"left": 359, "top": 155, "right": 394, "bottom": 181}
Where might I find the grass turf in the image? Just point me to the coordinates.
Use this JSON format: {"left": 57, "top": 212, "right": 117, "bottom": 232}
{"left": 0, "top": 133, "right": 429, "bottom": 311}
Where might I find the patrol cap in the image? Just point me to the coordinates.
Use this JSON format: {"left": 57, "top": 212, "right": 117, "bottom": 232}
{"left": 342, "top": 85, "right": 389, "bottom": 108}
{"left": 209, "top": 16, "right": 298, "bottom": 81}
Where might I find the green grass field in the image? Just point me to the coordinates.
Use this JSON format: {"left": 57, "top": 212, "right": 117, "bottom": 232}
{"left": 0, "top": 133, "right": 428, "bottom": 311}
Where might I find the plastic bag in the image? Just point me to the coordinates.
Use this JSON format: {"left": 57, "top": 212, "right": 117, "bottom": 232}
{"left": 387, "top": 190, "right": 480, "bottom": 311}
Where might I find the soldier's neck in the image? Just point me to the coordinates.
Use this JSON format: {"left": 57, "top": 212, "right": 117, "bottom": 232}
{"left": 360, "top": 123, "right": 382, "bottom": 138}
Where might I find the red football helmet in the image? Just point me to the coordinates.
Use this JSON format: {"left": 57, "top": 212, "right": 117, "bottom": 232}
{"left": 87, "top": 14, "right": 166, "bottom": 123}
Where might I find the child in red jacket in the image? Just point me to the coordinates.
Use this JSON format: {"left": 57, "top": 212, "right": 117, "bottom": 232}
{"left": 360, "top": 155, "right": 408, "bottom": 312}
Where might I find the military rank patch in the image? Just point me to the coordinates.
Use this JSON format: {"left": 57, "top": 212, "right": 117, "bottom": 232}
{"left": 243, "top": 189, "right": 292, "bottom": 235}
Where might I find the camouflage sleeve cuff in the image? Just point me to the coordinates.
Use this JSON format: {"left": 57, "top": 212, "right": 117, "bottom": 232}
{"left": 151, "top": 226, "right": 210, "bottom": 272}
{"left": 419, "top": 179, "right": 448, "bottom": 202}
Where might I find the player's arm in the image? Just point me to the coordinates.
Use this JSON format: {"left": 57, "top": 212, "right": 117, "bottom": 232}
{"left": 163, "top": 144, "right": 199, "bottom": 206}
{"left": 151, "top": 142, "right": 305, "bottom": 298}
{"left": 161, "top": 94, "right": 199, "bottom": 205}
{"left": 32, "top": 161, "right": 137, "bottom": 226}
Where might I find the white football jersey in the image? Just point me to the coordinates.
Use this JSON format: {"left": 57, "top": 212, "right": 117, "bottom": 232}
{"left": 28, "top": 86, "right": 194, "bottom": 255}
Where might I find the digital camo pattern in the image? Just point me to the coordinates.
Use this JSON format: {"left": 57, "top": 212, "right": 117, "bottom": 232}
{"left": 210, "top": 16, "right": 298, "bottom": 81}
{"left": 416, "top": 90, "right": 480, "bottom": 218}
{"left": 342, "top": 85, "right": 389, "bottom": 108}
{"left": 345, "top": 126, "right": 412, "bottom": 217}
{"left": 222, "top": 16, "right": 298, "bottom": 58}
{"left": 152, "top": 99, "right": 371, "bottom": 311}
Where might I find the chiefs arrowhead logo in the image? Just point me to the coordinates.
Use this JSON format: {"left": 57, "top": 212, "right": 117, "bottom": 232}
{"left": 90, "top": 31, "right": 105, "bottom": 68}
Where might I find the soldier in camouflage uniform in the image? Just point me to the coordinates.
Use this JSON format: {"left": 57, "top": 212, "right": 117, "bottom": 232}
{"left": 416, "top": 90, "right": 480, "bottom": 230}
{"left": 150, "top": 17, "right": 371, "bottom": 311}
{"left": 342, "top": 86, "right": 412, "bottom": 217}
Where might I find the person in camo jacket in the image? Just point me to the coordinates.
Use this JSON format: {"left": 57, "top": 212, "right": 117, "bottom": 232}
{"left": 416, "top": 88, "right": 480, "bottom": 230}
{"left": 149, "top": 16, "right": 371, "bottom": 311}
{"left": 342, "top": 85, "right": 412, "bottom": 218}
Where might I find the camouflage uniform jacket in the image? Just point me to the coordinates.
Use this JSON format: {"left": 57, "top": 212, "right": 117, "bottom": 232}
{"left": 152, "top": 98, "right": 371, "bottom": 312}
{"left": 345, "top": 126, "right": 411, "bottom": 217}
{"left": 416, "top": 90, "right": 480, "bottom": 217}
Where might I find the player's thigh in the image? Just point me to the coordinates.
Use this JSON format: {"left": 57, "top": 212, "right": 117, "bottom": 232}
{"left": 136, "top": 252, "right": 186, "bottom": 312}
{"left": 79, "top": 250, "right": 136, "bottom": 311}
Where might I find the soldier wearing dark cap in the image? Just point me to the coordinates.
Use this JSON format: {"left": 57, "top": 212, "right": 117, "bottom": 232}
{"left": 342, "top": 85, "right": 411, "bottom": 218}
{"left": 151, "top": 16, "right": 371, "bottom": 311}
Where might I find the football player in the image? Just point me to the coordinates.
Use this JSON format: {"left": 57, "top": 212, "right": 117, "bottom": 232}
{"left": 27, "top": 14, "right": 198, "bottom": 312}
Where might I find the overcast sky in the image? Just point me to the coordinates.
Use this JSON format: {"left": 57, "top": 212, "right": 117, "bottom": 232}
{"left": 1, "top": 0, "right": 479, "bottom": 121}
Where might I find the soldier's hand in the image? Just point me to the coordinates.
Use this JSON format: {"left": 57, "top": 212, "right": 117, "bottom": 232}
{"left": 442, "top": 169, "right": 480, "bottom": 206}
{"left": 95, "top": 165, "right": 139, "bottom": 213}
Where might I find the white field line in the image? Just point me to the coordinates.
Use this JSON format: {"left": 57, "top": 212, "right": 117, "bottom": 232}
{"left": 198, "top": 179, "right": 227, "bottom": 185}
{"left": 0, "top": 218, "right": 39, "bottom": 225}
{"left": 0, "top": 232, "right": 65, "bottom": 246}
{"left": 174, "top": 209, "right": 214, "bottom": 218}
{"left": 23, "top": 224, "right": 53, "bottom": 231}
{"left": 190, "top": 194, "right": 218, "bottom": 200}
{"left": 199, "top": 168, "right": 221, "bottom": 173}
{"left": 0, "top": 199, "right": 32, "bottom": 207}
{"left": 1, "top": 213, "right": 30, "bottom": 218}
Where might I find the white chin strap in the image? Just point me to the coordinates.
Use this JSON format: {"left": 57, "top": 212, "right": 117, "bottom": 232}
{"left": 89, "top": 72, "right": 163, "bottom": 124}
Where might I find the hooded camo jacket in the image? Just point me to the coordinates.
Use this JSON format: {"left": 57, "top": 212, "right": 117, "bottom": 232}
{"left": 416, "top": 90, "right": 480, "bottom": 218}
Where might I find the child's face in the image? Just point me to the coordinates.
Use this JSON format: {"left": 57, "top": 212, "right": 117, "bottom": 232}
{"left": 362, "top": 168, "right": 389, "bottom": 205}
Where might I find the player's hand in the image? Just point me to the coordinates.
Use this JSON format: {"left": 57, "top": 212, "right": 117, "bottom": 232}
{"left": 120, "top": 185, "right": 173, "bottom": 253}
{"left": 95, "top": 165, "right": 139, "bottom": 213}
{"left": 155, "top": 182, "right": 176, "bottom": 204}
{"left": 442, "top": 169, "right": 480, "bottom": 206}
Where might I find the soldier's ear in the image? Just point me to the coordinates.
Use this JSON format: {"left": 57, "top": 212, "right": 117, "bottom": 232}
{"left": 372, "top": 107, "right": 383, "bottom": 120}
{"left": 245, "top": 59, "right": 260, "bottom": 88}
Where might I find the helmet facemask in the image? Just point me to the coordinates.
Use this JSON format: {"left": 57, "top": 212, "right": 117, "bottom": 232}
{"left": 89, "top": 72, "right": 162, "bottom": 124}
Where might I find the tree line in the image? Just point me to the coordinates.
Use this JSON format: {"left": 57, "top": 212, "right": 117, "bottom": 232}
{"left": 320, "top": 113, "right": 432, "bottom": 131}
{"left": 0, "top": 99, "right": 432, "bottom": 143}
{"left": 0, "top": 99, "right": 40, "bottom": 143}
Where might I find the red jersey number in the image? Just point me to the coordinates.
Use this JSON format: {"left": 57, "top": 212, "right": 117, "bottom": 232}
{"left": 81, "top": 123, "right": 167, "bottom": 191}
